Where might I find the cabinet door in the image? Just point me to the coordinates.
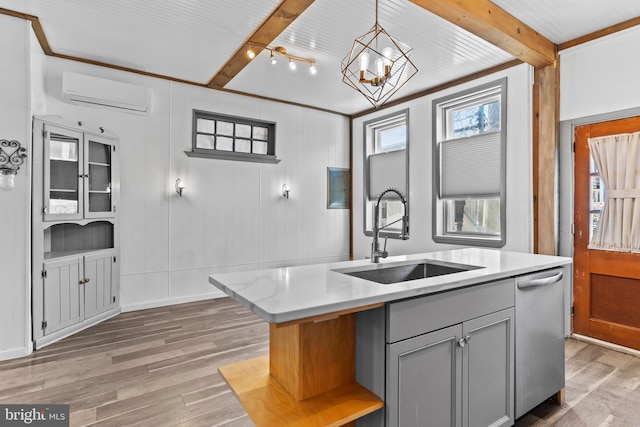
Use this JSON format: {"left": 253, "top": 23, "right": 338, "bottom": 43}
{"left": 42, "top": 257, "right": 82, "bottom": 335}
{"left": 463, "top": 308, "right": 514, "bottom": 427}
{"left": 387, "top": 324, "right": 462, "bottom": 427}
{"left": 43, "top": 125, "right": 84, "bottom": 221}
{"left": 83, "top": 251, "right": 116, "bottom": 319}
{"left": 84, "top": 134, "right": 116, "bottom": 218}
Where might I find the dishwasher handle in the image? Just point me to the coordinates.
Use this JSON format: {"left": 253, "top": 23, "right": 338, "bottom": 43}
{"left": 517, "top": 271, "right": 563, "bottom": 289}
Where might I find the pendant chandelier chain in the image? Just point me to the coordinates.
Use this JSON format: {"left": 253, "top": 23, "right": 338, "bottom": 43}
{"left": 375, "top": 0, "right": 379, "bottom": 26}
{"left": 375, "top": 0, "right": 379, "bottom": 51}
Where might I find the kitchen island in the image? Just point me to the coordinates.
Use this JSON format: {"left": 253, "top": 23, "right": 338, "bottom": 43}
{"left": 209, "top": 248, "right": 572, "bottom": 427}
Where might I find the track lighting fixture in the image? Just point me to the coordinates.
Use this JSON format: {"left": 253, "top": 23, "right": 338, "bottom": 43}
{"left": 247, "top": 44, "right": 316, "bottom": 75}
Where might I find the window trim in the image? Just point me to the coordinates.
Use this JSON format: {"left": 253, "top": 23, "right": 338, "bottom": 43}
{"left": 363, "top": 109, "right": 410, "bottom": 239}
{"left": 186, "top": 110, "right": 280, "bottom": 164}
{"left": 432, "top": 78, "right": 507, "bottom": 247}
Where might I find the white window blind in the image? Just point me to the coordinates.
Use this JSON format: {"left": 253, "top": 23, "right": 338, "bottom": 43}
{"left": 368, "top": 149, "right": 406, "bottom": 199}
{"left": 439, "top": 131, "right": 501, "bottom": 199}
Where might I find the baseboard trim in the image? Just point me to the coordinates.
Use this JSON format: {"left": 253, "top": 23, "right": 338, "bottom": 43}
{"left": 120, "top": 291, "right": 227, "bottom": 313}
{"left": 570, "top": 333, "right": 640, "bottom": 357}
{"left": 0, "top": 346, "right": 31, "bottom": 362}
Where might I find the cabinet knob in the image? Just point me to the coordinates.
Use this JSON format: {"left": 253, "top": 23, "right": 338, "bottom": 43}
{"left": 79, "top": 278, "right": 90, "bottom": 284}
{"left": 458, "top": 335, "right": 471, "bottom": 347}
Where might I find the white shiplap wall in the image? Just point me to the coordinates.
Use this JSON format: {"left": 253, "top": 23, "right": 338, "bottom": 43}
{"left": 0, "top": 14, "right": 32, "bottom": 361}
{"left": 560, "top": 26, "right": 640, "bottom": 122}
{"left": 351, "top": 64, "right": 534, "bottom": 259}
{"left": 29, "top": 54, "right": 350, "bottom": 313}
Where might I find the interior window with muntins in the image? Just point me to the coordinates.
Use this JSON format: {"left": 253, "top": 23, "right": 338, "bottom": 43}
{"left": 190, "top": 110, "right": 278, "bottom": 164}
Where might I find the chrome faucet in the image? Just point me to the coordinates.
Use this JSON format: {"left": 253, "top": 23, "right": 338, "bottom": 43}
{"left": 371, "top": 188, "right": 408, "bottom": 263}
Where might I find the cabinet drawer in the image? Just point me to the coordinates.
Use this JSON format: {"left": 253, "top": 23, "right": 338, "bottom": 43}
{"left": 386, "top": 278, "right": 514, "bottom": 343}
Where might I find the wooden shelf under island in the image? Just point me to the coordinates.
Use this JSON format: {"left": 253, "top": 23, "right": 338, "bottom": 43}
{"left": 218, "top": 303, "right": 385, "bottom": 427}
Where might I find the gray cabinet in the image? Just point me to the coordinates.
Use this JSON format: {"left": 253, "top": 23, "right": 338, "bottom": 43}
{"left": 83, "top": 250, "right": 117, "bottom": 319}
{"left": 41, "top": 249, "right": 117, "bottom": 337}
{"left": 387, "top": 324, "right": 461, "bottom": 427}
{"left": 385, "top": 279, "right": 515, "bottom": 427}
{"left": 463, "top": 308, "right": 514, "bottom": 427}
{"left": 32, "top": 116, "right": 120, "bottom": 349}
{"left": 42, "top": 256, "right": 82, "bottom": 336}
{"left": 43, "top": 124, "right": 117, "bottom": 221}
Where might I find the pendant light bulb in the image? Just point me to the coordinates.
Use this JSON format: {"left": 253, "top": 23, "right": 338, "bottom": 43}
{"left": 247, "top": 49, "right": 255, "bottom": 59}
{"left": 375, "top": 57, "right": 385, "bottom": 79}
{"left": 358, "top": 51, "right": 370, "bottom": 72}
{"left": 270, "top": 52, "right": 277, "bottom": 65}
{"left": 309, "top": 63, "right": 317, "bottom": 75}
{"left": 289, "top": 59, "right": 296, "bottom": 70}
{"left": 382, "top": 46, "right": 393, "bottom": 67}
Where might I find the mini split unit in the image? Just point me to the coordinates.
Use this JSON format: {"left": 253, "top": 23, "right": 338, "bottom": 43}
{"left": 62, "top": 72, "right": 152, "bottom": 115}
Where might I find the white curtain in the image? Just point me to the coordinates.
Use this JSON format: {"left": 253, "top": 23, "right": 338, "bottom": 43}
{"left": 588, "top": 132, "right": 640, "bottom": 251}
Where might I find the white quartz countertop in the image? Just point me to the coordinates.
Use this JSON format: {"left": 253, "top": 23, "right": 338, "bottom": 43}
{"left": 209, "top": 248, "right": 572, "bottom": 324}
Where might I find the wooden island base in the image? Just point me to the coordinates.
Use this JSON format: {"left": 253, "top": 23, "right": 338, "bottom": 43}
{"left": 218, "top": 304, "right": 384, "bottom": 427}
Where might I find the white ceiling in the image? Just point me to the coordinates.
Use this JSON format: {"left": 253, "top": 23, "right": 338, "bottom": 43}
{"left": 1, "top": 0, "right": 639, "bottom": 115}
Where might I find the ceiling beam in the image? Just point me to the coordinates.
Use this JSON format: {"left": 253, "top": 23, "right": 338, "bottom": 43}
{"left": 207, "top": 0, "right": 315, "bottom": 89}
{"left": 408, "top": 0, "right": 556, "bottom": 68}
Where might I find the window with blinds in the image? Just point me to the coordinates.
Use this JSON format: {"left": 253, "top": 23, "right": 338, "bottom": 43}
{"left": 363, "top": 109, "right": 409, "bottom": 238}
{"left": 432, "top": 79, "right": 506, "bottom": 247}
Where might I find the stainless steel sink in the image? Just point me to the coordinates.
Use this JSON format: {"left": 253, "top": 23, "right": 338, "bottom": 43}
{"left": 334, "top": 260, "right": 482, "bottom": 285}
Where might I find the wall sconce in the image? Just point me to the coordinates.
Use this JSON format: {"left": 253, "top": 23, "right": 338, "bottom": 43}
{"left": 282, "top": 183, "right": 290, "bottom": 199}
{"left": 0, "top": 140, "right": 27, "bottom": 191}
{"left": 175, "top": 178, "right": 185, "bottom": 197}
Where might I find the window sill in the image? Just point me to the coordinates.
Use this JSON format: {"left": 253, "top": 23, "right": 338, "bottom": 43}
{"left": 433, "top": 234, "right": 505, "bottom": 248}
{"left": 184, "top": 150, "right": 281, "bottom": 164}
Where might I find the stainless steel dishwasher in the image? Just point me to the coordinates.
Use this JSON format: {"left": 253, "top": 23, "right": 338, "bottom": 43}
{"left": 515, "top": 268, "right": 565, "bottom": 419}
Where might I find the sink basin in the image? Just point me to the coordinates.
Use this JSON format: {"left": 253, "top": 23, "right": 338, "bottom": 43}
{"left": 334, "top": 260, "right": 482, "bottom": 285}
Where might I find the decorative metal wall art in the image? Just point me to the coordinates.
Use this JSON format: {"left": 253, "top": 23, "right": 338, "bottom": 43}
{"left": 0, "top": 139, "right": 27, "bottom": 191}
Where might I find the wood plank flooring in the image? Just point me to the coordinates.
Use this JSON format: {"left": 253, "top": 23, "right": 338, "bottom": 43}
{"left": 514, "top": 339, "right": 640, "bottom": 427}
{"left": 0, "top": 298, "right": 639, "bottom": 426}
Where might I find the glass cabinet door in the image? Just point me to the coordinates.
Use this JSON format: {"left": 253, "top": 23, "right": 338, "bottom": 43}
{"left": 44, "top": 126, "right": 84, "bottom": 221}
{"left": 84, "top": 135, "right": 115, "bottom": 218}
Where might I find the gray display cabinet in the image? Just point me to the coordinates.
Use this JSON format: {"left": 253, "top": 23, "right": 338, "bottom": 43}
{"left": 357, "top": 278, "right": 515, "bottom": 427}
{"left": 32, "top": 116, "right": 120, "bottom": 349}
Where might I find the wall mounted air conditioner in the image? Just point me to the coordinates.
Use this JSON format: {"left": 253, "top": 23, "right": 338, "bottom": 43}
{"left": 62, "top": 72, "right": 152, "bottom": 114}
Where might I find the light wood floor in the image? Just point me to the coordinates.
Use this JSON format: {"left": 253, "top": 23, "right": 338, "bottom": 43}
{"left": 1, "top": 298, "right": 639, "bottom": 427}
